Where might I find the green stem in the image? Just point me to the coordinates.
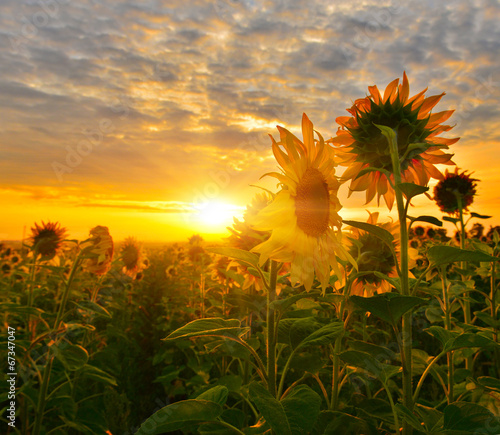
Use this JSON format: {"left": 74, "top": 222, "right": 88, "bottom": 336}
{"left": 384, "top": 126, "right": 413, "bottom": 434}
{"left": 382, "top": 381, "right": 399, "bottom": 432}
{"left": 492, "top": 261, "right": 500, "bottom": 379}
{"left": 54, "top": 254, "right": 83, "bottom": 329}
{"left": 457, "top": 198, "right": 473, "bottom": 372}
{"left": 267, "top": 260, "right": 278, "bottom": 397}
{"left": 213, "top": 420, "right": 246, "bottom": 435}
{"left": 277, "top": 347, "right": 298, "bottom": 399}
{"left": 33, "top": 357, "right": 54, "bottom": 435}
{"left": 440, "top": 267, "right": 454, "bottom": 403}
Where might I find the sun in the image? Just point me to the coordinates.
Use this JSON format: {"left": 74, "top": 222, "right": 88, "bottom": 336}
{"left": 193, "top": 201, "right": 244, "bottom": 229}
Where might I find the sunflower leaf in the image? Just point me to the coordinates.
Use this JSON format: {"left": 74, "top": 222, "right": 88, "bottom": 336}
{"left": 396, "top": 182, "right": 429, "bottom": 200}
{"left": 407, "top": 215, "right": 443, "bottom": 227}
{"left": 350, "top": 294, "right": 426, "bottom": 326}
{"left": 353, "top": 166, "right": 392, "bottom": 181}
{"left": 163, "top": 318, "right": 247, "bottom": 341}
{"left": 207, "top": 247, "right": 260, "bottom": 269}
{"left": 442, "top": 216, "right": 460, "bottom": 224}
{"left": 427, "top": 246, "right": 499, "bottom": 267}
{"left": 470, "top": 212, "right": 492, "bottom": 219}
{"left": 343, "top": 220, "right": 394, "bottom": 246}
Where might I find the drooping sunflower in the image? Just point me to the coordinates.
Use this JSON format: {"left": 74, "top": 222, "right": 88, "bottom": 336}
{"left": 250, "top": 113, "right": 354, "bottom": 291}
{"left": 433, "top": 167, "right": 478, "bottom": 215}
{"left": 29, "top": 221, "right": 68, "bottom": 261}
{"left": 81, "top": 226, "right": 114, "bottom": 275}
{"left": 328, "top": 72, "right": 458, "bottom": 209}
{"left": 346, "top": 212, "right": 417, "bottom": 297}
{"left": 120, "top": 237, "right": 147, "bottom": 278}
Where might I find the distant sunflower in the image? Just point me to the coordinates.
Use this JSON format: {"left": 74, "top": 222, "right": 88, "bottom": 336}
{"left": 29, "top": 221, "right": 67, "bottom": 261}
{"left": 433, "top": 167, "right": 478, "bottom": 214}
{"left": 328, "top": 72, "right": 458, "bottom": 209}
{"left": 82, "top": 226, "right": 114, "bottom": 275}
{"left": 250, "top": 113, "right": 353, "bottom": 291}
{"left": 120, "top": 237, "right": 147, "bottom": 278}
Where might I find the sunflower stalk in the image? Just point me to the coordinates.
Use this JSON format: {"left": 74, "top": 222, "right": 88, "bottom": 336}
{"left": 267, "top": 260, "right": 278, "bottom": 398}
{"left": 439, "top": 266, "right": 454, "bottom": 403}
{"left": 456, "top": 195, "right": 473, "bottom": 372}
{"left": 378, "top": 124, "right": 413, "bottom": 434}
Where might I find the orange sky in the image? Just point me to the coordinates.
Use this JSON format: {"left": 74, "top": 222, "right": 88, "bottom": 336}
{"left": 1, "top": 0, "right": 499, "bottom": 243}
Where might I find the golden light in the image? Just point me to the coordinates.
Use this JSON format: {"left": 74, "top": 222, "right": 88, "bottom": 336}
{"left": 193, "top": 201, "right": 244, "bottom": 231}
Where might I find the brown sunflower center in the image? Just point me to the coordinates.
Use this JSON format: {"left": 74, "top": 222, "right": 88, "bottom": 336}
{"left": 295, "top": 168, "right": 330, "bottom": 237}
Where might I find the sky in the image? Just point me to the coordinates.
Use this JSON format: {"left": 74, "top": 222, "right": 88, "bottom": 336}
{"left": 1, "top": 0, "right": 499, "bottom": 243}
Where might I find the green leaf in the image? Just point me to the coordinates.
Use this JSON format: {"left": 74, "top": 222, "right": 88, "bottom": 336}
{"left": 348, "top": 339, "right": 398, "bottom": 361}
{"left": 470, "top": 212, "right": 492, "bottom": 219}
{"left": 476, "top": 376, "right": 500, "bottom": 394}
{"left": 1, "top": 303, "right": 45, "bottom": 317}
{"left": 426, "top": 326, "right": 499, "bottom": 352}
{"left": 395, "top": 404, "right": 427, "bottom": 432}
{"left": 350, "top": 294, "right": 426, "bottom": 326}
{"left": 443, "top": 402, "right": 499, "bottom": 432}
{"left": 270, "top": 292, "right": 320, "bottom": 314}
{"left": 397, "top": 182, "right": 429, "bottom": 200}
{"left": 443, "top": 216, "right": 460, "bottom": 224}
{"left": 196, "top": 385, "right": 229, "bottom": 406}
{"left": 339, "top": 350, "right": 399, "bottom": 383}
{"left": 207, "top": 247, "right": 260, "bottom": 269}
{"left": 248, "top": 382, "right": 292, "bottom": 435}
{"left": 73, "top": 300, "right": 111, "bottom": 317}
{"left": 281, "top": 385, "right": 322, "bottom": 434}
{"left": 317, "top": 410, "right": 378, "bottom": 435}
{"left": 342, "top": 220, "right": 394, "bottom": 247}
{"left": 79, "top": 364, "right": 117, "bottom": 386}
{"left": 163, "top": 318, "right": 247, "bottom": 341}
{"left": 427, "top": 245, "right": 499, "bottom": 267}
{"left": 294, "top": 320, "right": 344, "bottom": 350}
{"left": 135, "top": 400, "right": 223, "bottom": 435}
{"left": 52, "top": 343, "right": 89, "bottom": 371}
{"left": 354, "top": 166, "right": 392, "bottom": 181}
{"left": 408, "top": 215, "right": 443, "bottom": 227}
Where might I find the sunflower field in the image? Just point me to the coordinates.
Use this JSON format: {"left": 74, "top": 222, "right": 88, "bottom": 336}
{"left": 1, "top": 74, "right": 500, "bottom": 435}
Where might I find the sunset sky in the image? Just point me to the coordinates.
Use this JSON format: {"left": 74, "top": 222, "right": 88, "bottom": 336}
{"left": 1, "top": 0, "right": 499, "bottom": 243}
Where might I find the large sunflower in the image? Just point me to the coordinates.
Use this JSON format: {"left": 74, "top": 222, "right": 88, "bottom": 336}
{"left": 29, "top": 221, "right": 67, "bottom": 261}
{"left": 250, "top": 113, "right": 353, "bottom": 291}
{"left": 328, "top": 72, "right": 458, "bottom": 209}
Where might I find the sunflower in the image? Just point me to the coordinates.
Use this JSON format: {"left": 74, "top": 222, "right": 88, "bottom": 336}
{"left": 81, "top": 226, "right": 114, "bottom": 275}
{"left": 433, "top": 167, "right": 478, "bottom": 214}
{"left": 29, "top": 221, "right": 67, "bottom": 261}
{"left": 250, "top": 113, "right": 353, "bottom": 291}
{"left": 120, "top": 237, "right": 147, "bottom": 278}
{"left": 344, "top": 212, "right": 417, "bottom": 297}
{"left": 328, "top": 72, "right": 458, "bottom": 209}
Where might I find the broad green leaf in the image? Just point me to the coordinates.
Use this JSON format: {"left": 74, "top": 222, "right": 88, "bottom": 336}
{"left": 408, "top": 215, "right": 443, "bottom": 227}
{"left": 397, "top": 182, "right": 429, "bottom": 200}
{"left": 207, "top": 247, "right": 260, "bottom": 269}
{"left": 270, "top": 292, "right": 320, "bottom": 314}
{"left": 350, "top": 294, "right": 426, "bottom": 326}
{"left": 318, "top": 410, "right": 378, "bottom": 435}
{"left": 79, "top": 364, "right": 117, "bottom": 386}
{"left": 196, "top": 385, "right": 229, "bottom": 406}
{"left": 476, "top": 376, "right": 500, "bottom": 394}
{"left": 348, "top": 339, "right": 398, "bottom": 361}
{"left": 395, "top": 404, "right": 427, "bottom": 432}
{"left": 339, "top": 350, "right": 399, "bottom": 383}
{"left": 1, "top": 303, "right": 45, "bottom": 317}
{"left": 470, "top": 212, "right": 492, "bottom": 219}
{"left": 281, "top": 385, "right": 322, "bottom": 434}
{"left": 443, "top": 402, "right": 499, "bottom": 432}
{"left": 295, "top": 320, "right": 344, "bottom": 350}
{"left": 52, "top": 343, "right": 88, "bottom": 371}
{"left": 353, "top": 166, "right": 392, "bottom": 181}
{"left": 413, "top": 403, "right": 443, "bottom": 432}
{"left": 135, "top": 400, "right": 223, "bottom": 435}
{"left": 343, "top": 220, "right": 394, "bottom": 247}
{"left": 73, "top": 300, "right": 111, "bottom": 317}
{"left": 443, "top": 216, "right": 460, "bottom": 224}
{"left": 474, "top": 311, "right": 500, "bottom": 328}
{"left": 426, "top": 326, "right": 499, "bottom": 352}
{"left": 163, "top": 318, "right": 246, "bottom": 341}
{"left": 356, "top": 398, "right": 395, "bottom": 425}
{"left": 248, "top": 382, "right": 292, "bottom": 435}
{"left": 427, "top": 245, "right": 499, "bottom": 267}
